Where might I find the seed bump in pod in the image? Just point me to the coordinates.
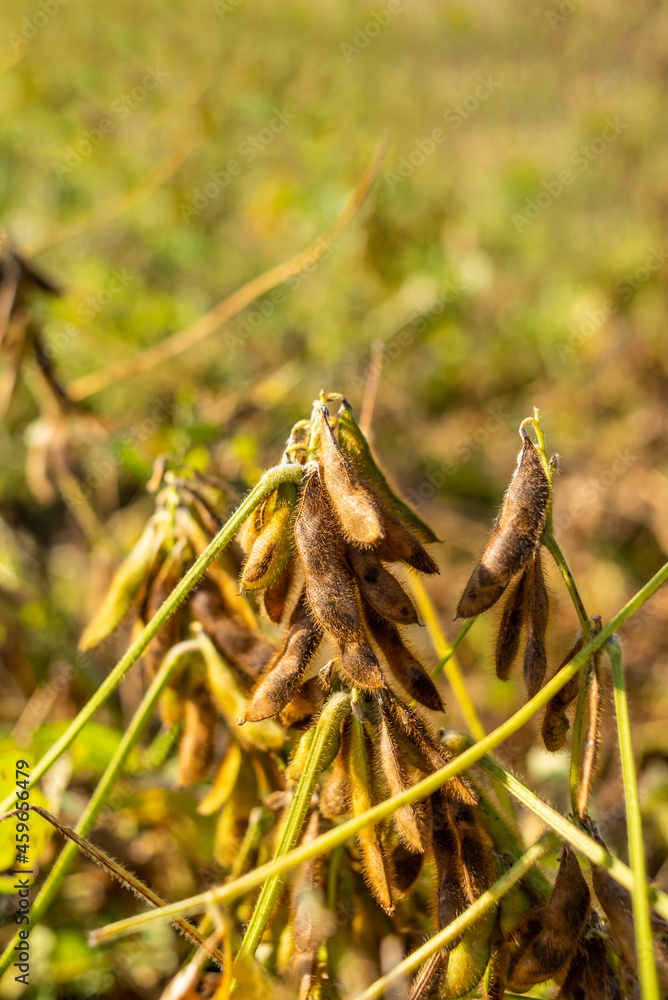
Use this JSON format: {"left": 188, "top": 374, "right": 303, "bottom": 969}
{"left": 336, "top": 399, "right": 439, "bottom": 543}
{"left": 317, "top": 406, "right": 385, "bottom": 546}
{"left": 262, "top": 557, "right": 296, "bottom": 624}
{"left": 508, "top": 846, "right": 590, "bottom": 991}
{"left": 523, "top": 550, "right": 549, "bottom": 698}
{"left": 295, "top": 468, "right": 384, "bottom": 691}
{"left": 245, "top": 594, "right": 323, "bottom": 722}
{"left": 346, "top": 544, "right": 420, "bottom": 626}
{"left": 240, "top": 482, "right": 297, "bottom": 592}
{"left": 541, "top": 634, "right": 585, "bottom": 752}
{"left": 495, "top": 566, "right": 529, "bottom": 681}
{"left": 365, "top": 608, "right": 444, "bottom": 712}
{"left": 456, "top": 431, "right": 550, "bottom": 618}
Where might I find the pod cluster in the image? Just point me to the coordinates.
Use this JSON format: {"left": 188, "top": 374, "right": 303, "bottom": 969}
{"left": 243, "top": 400, "right": 445, "bottom": 725}
{"left": 79, "top": 461, "right": 279, "bottom": 793}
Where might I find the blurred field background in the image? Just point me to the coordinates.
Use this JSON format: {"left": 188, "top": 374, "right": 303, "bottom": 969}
{"left": 1, "top": 0, "right": 668, "bottom": 995}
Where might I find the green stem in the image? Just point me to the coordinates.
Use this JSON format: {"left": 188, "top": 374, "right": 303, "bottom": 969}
{"left": 234, "top": 691, "right": 351, "bottom": 967}
{"left": 0, "top": 640, "right": 219, "bottom": 977}
{"left": 89, "top": 557, "right": 668, "bottom": 943}
{"left": 353, "top": 833, "right": 558, "bottom": 1000}
{"left": 542, "top": 532, "right": 589, "bottom": 634}
{"left": 0, "top": 463, "right": 304, "bottom": 817}
{"left": 608, "top": 636, "right": 660, "bottom": 1000}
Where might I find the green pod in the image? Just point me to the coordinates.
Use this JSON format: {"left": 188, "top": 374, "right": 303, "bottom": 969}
{"left": 240, "top": 482, "right": 297, "bottom": 591}
{"left": 79, "top": 521, "right": 161, "bottom": 650}
{"left": 439, "top": 906, "right": 496, "bottom": 999}
{"left": 336, "top": 399, "right": 439, "bottom": 543}
{"left": 498, "top": 883, "right": 533, "bottom": 939}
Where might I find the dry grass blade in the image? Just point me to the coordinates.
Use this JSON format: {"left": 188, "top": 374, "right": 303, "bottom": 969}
{"left": 575, "top": 651, "right": 603, "bottom": 818}
{"left": 66, "top": 143, "right": 387, "bottom": 400}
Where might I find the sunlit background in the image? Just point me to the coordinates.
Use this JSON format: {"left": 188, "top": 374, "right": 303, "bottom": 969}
{"left": 1, "top": 0, "right": 667, "bottom": 994}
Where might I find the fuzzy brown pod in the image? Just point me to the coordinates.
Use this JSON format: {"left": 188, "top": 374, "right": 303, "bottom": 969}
{"left": 495, "top": 567, "right": 529, "bottom": 681}
{"left": 317, "top": 406, "right": 385, "bottom": 545}
{"left": 279, "top": 674, "right": 328, "bottom": 727}
{"left": 456, "top": 432, "right": 550, "bottom": 619}
{"left": 541, "top": 634, "right": 585, "bottom": 752}
{"left": 377, "top": 703, "right": 424, "bottom": 852}
{"left": 176, "top": 686, "right": 216, "bottom": 788}
{"left": 240, "top": 481, "right": 297, "bottom": 591}
{"left": 336, "top": 398, "right": 439, "bottom": 544}
{"left": 294, "top": 468, "right": 384, "bottom": 690}
{"left": 588, "top": 823, "right": 668, "bottom": 990}
{"left": 523, "top": 550, "right": 549, "bottom": 698}
{"left": 384, "top": 694, "right": 475, "bottom": 806}
{"left": 574, "top": 651, "right": 603, "bottom": 819}
{"left": 341, "top": 710, "right": 394, "bottom": 914}
{"left": 346, "top": 544, "right": 419, "bottom": 625}
{"left": 557, "top": 936, "right": 623, "bottom": 1000}
{"left": 244, "top": 594, "right": 324, "bottom": 722}
{"left": 189, "top": 580, "right": 274, "bottom": 688}
{"left": 508, "top": 846, "right": 590, "bottom": 991}
{"left": 262, "top": 557, "right": 296, "bottom": 624}
{"left": 365, "top": 608, "right": 444, "bottom": 712}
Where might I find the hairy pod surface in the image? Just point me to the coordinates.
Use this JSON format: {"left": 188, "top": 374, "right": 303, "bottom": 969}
{"left": 295, "top": 468, "right": 384, "bottom": 690}
{"left": 240, "top": 482, "right": 297, "bottom": 591}
{"left": 377, "top": 703, "right": 424, "bottom": 852}
{"left": 541, "top": 634, "right": 585, "bottom": 751}
{"left": 456, "top": 433, "right": 549, "bottom": 618}
{"left": 347, "top": 544, "right": 419, "bottom": 625}
{"left": 336, "top": 398, "right": 439, "bottom": 543}
{"left": 495, "top": 567, "right": 529, "bottom": 681}
{"left": 245, "top": 594, "right": 324, "bottom": 722}
{"left": 523, "top": 550, "right": 549, "bottom": 698}
{"left": 262, "top": 557, "right": 296, "bottom": 624}
{"left": 365, "top": 608, "right": 444, "bottom": 712}
{"left": 341, "top": 710, "right": 394, "bottom": 914}
{"left": 317, "top": 406, "right": 385, "bottom": 545}
{"left": 508, "top": 846, "right": 590, "bottom": 990}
